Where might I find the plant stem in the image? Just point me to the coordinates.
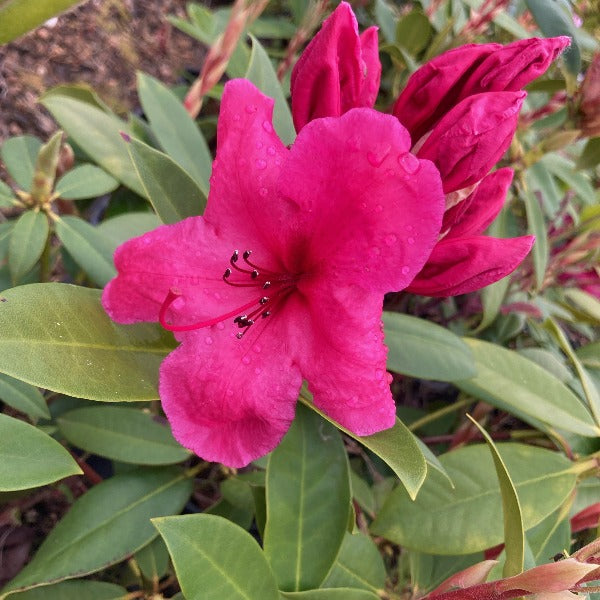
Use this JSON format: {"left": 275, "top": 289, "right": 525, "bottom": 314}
{"left": 408, "top": 397, "right": 471, "bottom": 432}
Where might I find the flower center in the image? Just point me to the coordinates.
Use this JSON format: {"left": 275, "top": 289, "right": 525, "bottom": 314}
{"left": 159, "top": 250, "right": 298, "bottom": 338}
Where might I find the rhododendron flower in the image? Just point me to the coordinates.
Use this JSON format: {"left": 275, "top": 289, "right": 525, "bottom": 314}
{"left": 103, "top": 79, "right": 444, "bottom": 467}
{"left": 291, "top": 3, "right": 570, "bottom": 296}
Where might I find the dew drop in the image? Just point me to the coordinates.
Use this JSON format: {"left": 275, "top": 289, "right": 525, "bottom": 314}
{"left": 374, "top": 204, "right": 383, "bottom": 213}
{"left": 406, "top": 224, "right": 414, "bottom": 232}
{"left": 366, "top": 144, "right": 391, "bottom": 168}
{"left": 370, "top": 246, "right": 381, "bottom": 256}
{"left": 401, "top": 266, "right": 410, "bottom": 275}
{"left": 386, "top": 372, "right": 394, "bottom": 384}
{"left": 253, "top": 344, "right": 262, "bottom": 353}
{"left": 267, "top": 146, "right": 276, "bottom": 156}
{"left": 255, "top": 141, "right": 263, "bottom": 150}
{"left": 360, "top": 202, "right": 367, "bottom": 211}
{"left": 233, "top": 114, "right": 241, "bottom": 122}
{"left": 262, "top": 120, "right": 273, "bottom": 133}
{"left": 205, "top": 336, "right": 213, "bottom": 345}
{"left": 245, "top": 104, "right": 257, "bottom": 114}
{"left": 398, "top": 152, "right": 420, "bottom": 175}
{"left": 385, "top": 234, "right": 397, "bottom": 246}
{"left": 274, "top": 157, "right": 282, "bottom": 166}
{"left": 255, "top": 159, "right": 267, "bottom": 170}
{"left": 217, "top": 322, "right": 225, "bottom": 330}
{"left": 254, "top": 367, "right": 262, "bottom": 375}
{"left": 375, "top": 368, "right": 385, "bottom": 381}
{"left": 407, "top": 236, "right": 415, "bottom": 245}
{"left": 226, "top": 389, "right": 234, "bottom": 397}
{"left": 242, "top": 356, "right": 251, "bottom": 365}
{"left": 259, "top": 187, "right": 268, "bottom": 197}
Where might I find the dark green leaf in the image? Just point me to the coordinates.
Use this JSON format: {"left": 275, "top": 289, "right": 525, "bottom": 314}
{"left": 0, "top": 373, "right": 49, "bottom": 419}
{"left": 576, "top": 137, "right": 600, "bottom": 170}
{"left": 9, "top": 211, "right": 49, "bottom": 283}
{"left": 281, "top": 591, "right": 378, "bottom": 600}
{"left": 7, "top": 580, "right": 128, "bottom": 600}
{"left": 97, "top": 212, "right": 161, "bottom": 252}
{"left": 135, "top": 537, "right": 170, "bottom": 582}
{"left": 521, "top": 186, "right": 548, "bottom": 290}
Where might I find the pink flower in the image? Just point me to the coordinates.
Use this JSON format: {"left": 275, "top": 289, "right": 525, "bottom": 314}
{"left": 103, "top": 79, "right": 444, "bottom": 467}
{"left": 291, "top": 7, "right": 569, "bottom": 296}
{"left": 291, "top": 1, "right": 380, "bottom": 132}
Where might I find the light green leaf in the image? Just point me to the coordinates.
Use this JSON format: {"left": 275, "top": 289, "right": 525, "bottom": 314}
{"left": 55, "top": 216, "right": 116, "bottom": 287}
{"left": 154, "top": 514, "right": 280, "bottom": 600}
{"left": 395, "top": 11, "right": 432, "bottom": 55}
{"left": 576, "top": 137, "right": 600, "bottom": 170}
{"left": 321, "top": 533, "right": 386, "bottom": 593}
{"left": 55, "top": 165, "right": 119, "bottom": 200}
{"left": 245, "top": 36, "right": 295, "bottom": 147}
{"left": 0, "top": 283, "right": 175, "bottom": 401}
{"left": 541, "top": 153, "right": 596, "bottom": 205}
{"left": 264, "top": 404, "right": 350, "bottom": 592}
{"left": 137, "top": 72, "right": 212, "bottom": 196}
{"left": 527, "top": 503, "right": 571, "bottom": 565}
{"left": 371, "top": 443, "right": 577, "bottom": 555}
{"left": 9, "top": 211, "right": 49, "bottom": 283}
{"left": 409, "top": 552, "right": 484, "bottom": 596}
{"left": 521, "top": 186, "right": 548, "bottom": 290}
{"left": 383, "top": 312, "right": 476, "bottom": 381}
{"left": 468, "top": 417, "right": 524, "bottom": 577}
{"left": 135, "top": 537, "right": 170, "bottom": 583}
{"left": 97, "top": 212, "right": 161, "bottom": 251}
{"left": 476, "top": 276, "right": 510, "bottom": 332}
{"left": 374, "top": 0, "right": 397, "bottom": 42}
{"left": 127, "top": 138, "right": 205, "bottom": 224}
{"left": 526, "top": 162, "right": 561, "bottom": 217}
{"left": 300, "top": 395, "right": 427, "bottom": 500}
{"left": 0, "top": 413, "right": 81, "bottom": 491}
{"left": 564, "top": 289, "right": 600, "bottom": 324}
{"left": 0, "top": 180, "right": 15, "bottom": 206}
{"left": 456, "top": 338, "right": 599, "bottom": 437}
{"left": 40, "top": 94, "right": 144, "bottom": 197}
{"left": 0, "top": 373, "right": 49, "bottom": 419}
{"left": 0, "top": 0, "right": 83, "bottom": 43}
{"left": 1, "top": 468, "right": 193, "bottom": 597}
{"left": 281, "top": 590, "right": 378, "bottom": 600}
{"left": 8, "top": 580, "right": 128, "bottom": 600}
{"left": 0, "top": 135, "right": 41, "bottom": 190}
{"left": 57, "top": 406, "right": 189, "bottom": 465}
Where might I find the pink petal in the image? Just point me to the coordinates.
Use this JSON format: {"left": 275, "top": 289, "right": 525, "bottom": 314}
{"left": 290, "top": 2, "right": 379, "bottom": 131}
{"left": 291, "top": 282, "right": 396, "bottom": 435}
{"left": 417, "top": 92, "right": 526, "bottom": 193}
{"left": 430, "top": 560, "right": 498, "bottom": 596}
{"left": 407, "top": 235, "right": 535, "bottom": 297}
{"left": 445, "top": 168, "right": 514, "bottom": 238}
{"left": 160, "top": 318, "right": 303, "bottom": 468}
{"left": 280, "top": 108, "right": 445, "bottom": 293}
{"left": 358, "top": 26, "right": 382, "bottom": 107}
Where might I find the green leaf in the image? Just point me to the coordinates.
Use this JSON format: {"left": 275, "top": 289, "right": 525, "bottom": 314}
{"left": 541, "top": 153, "right": 596, "bottom": 205}
{"left": 264, "top": 404, "right": 351, "bottom": 592}
{"left": 0, "top": 0, "right": 83, "bottom": 44}
{"left": 245, "top": 36, "right": 295, "bottom": 147}
{"left": 524, "top": 0, "right": 581, "bottom": 75}
{"left": 0, "top": 180, "right": 15, "bottom": 206}
{"left": 321, "top": 533, "right": 386, "bottom": 593}
{"left": 0, "top": 135, "right": 41, "bottom": 190}
{"left": 564, "top": 289, "right": 600, "bottom": 324}
{"left": 281, "top": 590, "right": 379, "bottom": 600}
{"left": 127, "top": 138, "right": 205, "bottom": 224}
{"left": 456, "top": 338, "right": 600, "bottom": 437}
{"left": 7, "top": 580, "right": 128, "bottom": 600}
{"left": 526, "top": 162, "right": 561, "bottom": 217}
{"left": 467, "top": 417, "right": 524, "bottom": 577}
{"left": 0, "top": 413, "right": 81, "bottom": 491}
{"left": 0, "top": 373, "right": 49, "bottom": 419}
{"left": 55, "top": 216, "right": 116, "bottom": 287}
{"left": 9, "top": 211, "right": 49, "bottom": 283}
{"left": 527, "top": 504, "right": 571, "bottom": 565}
{"left": 135, "top": 537, "right": 170, "bottom": 582}
{"left": 0, "top": 283, "right": 175, "bottom": 401}
{"left": 409, "top": 552, "right": 484, "bottom": 596}
{"left": 576, "top": 137, "right": 600, "bottom": 170}
{"left": 137, "top": 72, "right": 212, "bottom": 197}
{"left": 371, "top": 443, "right": 577, "bottom": 555}
{"left": 57, "top": 406, "right": 189, "bottom": 465}
{"left": 1, "top": 467, "right": 193, "bottom": 597}
{"left": 395, "top": 11, "right": 432, "bottom": 55}
{"left": 521, "top": 186, "right": 548, "bottom": 290}
{"left": 300, "top": 394, "right": 427, "bottom": 500}
{"left": 476, "top": 276, "right": 510, "bottom": 332}
{"left": 40, "top": 94, "right": 144, "bottom": 197}
{"left": 55, "top": 165, "right": 119, "bottom": 200}
{"left": 97, "top": 212, "right": 161, "bottom": 251}
{"left": 383, "top": 312, "right": 476, "bottom": 381}
{"left": 154, "top": 514, "right": 280, "bottom": 600}
{"left": 374, "top": 0, "right": 397, "bottom": 42}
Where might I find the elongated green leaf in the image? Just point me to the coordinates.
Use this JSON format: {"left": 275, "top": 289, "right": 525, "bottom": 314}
{"left": 0, "top": 180, "right": 15, "bottom": 206}
{"left": 264, "top": 404, "right": 350, "bottom": 592}
{"left": 55, "top": 216, "right": 116, "bottom": 287}
{"left": 135, "top": 537, "right": 170, "bottom": 582}
{"left": 456, "top": 338, "right": 599, "bottom": 437}
{"left": 300, "top": 395, "right": 427, "bottom": 499}
{"left": 0, "top": 0, "right": 83, "bottom": 43}
{"left": 281, "top": 590, "right": 378, "bottom": 600}
{"left": 40, "top": 94, "right": 144, "bottom": 197}
{"left": 9, "top": 211, "right": 49, "bottom": 284}
{"left": 526, "top": 162, "right": 561, "bottom": 217}
{"left": 154, "top": 514, "right": 280, "bottom": 600}
{"left": 0, "top": 283, "right": 175, "bottom": 401}
{"left": 57, "top": 406, "right": 189, "bottom": 465}
{"left": 97, "top": 212, "right": 161, "bottom": 251}
{"left": 371, "top": 443, "right": 577, "bottom": 555}
{"left": 564, "top": 289, "right": 600, "bottom": 324}
{"left": 576, "top": 137, "right": 600, "bottom": 170}
{"left": 322, "top": 533, "right": 386, "bottom": 593}
{"left": 137, "top": 72, "right": 212, "bottom": 196}
{"left": 0, "top": 373, "right": 49, "bottom": 419}
{"left": 0, "top": 135, "right": 41, "bottom": 190}
{"left": 383, "top": 312, "right": 476, "bottom": 381}
{"left": 8, "top": 580, "right": 127, "bottom": 600}
{"left": 0, "top": 413, "right": 81, "bottom": 491}
{"left": 521, "top": 186, "right": 548, "bottom": 290}
{"left": 527, "top": 503, "right": 571, "bottom": 565}
{"left": 410, "top": 552, "right": 484, "bottom": 596}
{"left": 55, "top": 165, "right": 119, "bottom": 200}
{"left": 468, "top": 417, "right": 524, "bottom": 577}
{"left": 127, "top": 138, "right": 205, "bottom": 224}
{"left": 1, "top": 468, "right": 193, "bottom": 597}
{"left": 245, "top": 36, "right": 295, "bottom": 147}
{"left": 541, "top": 153, "right": 596, "bottom": 205}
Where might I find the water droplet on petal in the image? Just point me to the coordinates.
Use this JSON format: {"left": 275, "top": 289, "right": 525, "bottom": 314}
{"left": 253, "top": 344, "right": 262, "bottom": 353}
{"left": 375, "top": 368, "right": 385, "bottom": 381}
{"left": 360, "top": 202, "right": 367, "bottom": 211}
{"left": 406, "top": 224, "right": 414, "bottom": 232}
{"left": 407, "top": 236, "right": 415, "bottom": 245}
{"left": 262, "top": 120, "right": 273, "bottom": 133}
{"left": 255, "top": 159, "right": 267, "bottom": 170}
{"left": 217, "top": 322, "right": 225, "bottom": 330}
{"left": 367, "top": 144, "right": 391, "bottom": 167}
{"left": 385, "top": 234, "right": 397, "bottom": 246}
{"left": 259, "top": 187, "right": 268, "bottom": 197}
{"left": 398, "top": 152, "right": 420, "bottom": 175}
{"left": 205, "top": 336, "right": 213, "bottom": 345}
{"left": 242, "top": 356, "right": 251, "bottom": 365}
{"left": 267, "top": 146, "right": 276, "bottom": 156}
{"left": 386, "top": 372, "right": 394, "bottom": 384}
{"left": 245, "top": 104, "right": 257, "bottom": 114}
{"left": 233, "top": 114, "right": 241, "bottom": 122}
{"left": 369, "top": 246, "right": 381, "bottom": 256}
{"left": 401, "top": 266, "right": 410, "bottom": 275}
{"left": 226, "top": 389, "right": 234, "bottom": 397}
{"left": 274, "top": 157, "right": 282, "bottom": 166}
{"left": 374, "top": 204, "right": 383, "bottom": 213}
{"left": 255, "top": 141, "right": 263, "bottom": 150}
{"left": 254, "top": 367, "right": 262, "bottom": 375}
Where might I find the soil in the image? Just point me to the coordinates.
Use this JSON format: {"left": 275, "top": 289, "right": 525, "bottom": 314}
{"left": 0, "top": 0, "right": 208, "bottom": 142}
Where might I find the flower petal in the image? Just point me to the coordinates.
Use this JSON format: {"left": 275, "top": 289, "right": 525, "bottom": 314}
{"left": 417, "top": 92, "right": 525, "bottom": 193}
{"left": 444, "top": 168, "right": 514, "bottom": 238}
{"left": 359, "top": 26, "right": 382, "bottom": 107}
{"left": 280, "top": 108, "right": 445, "bottom": 293}
{"left": 291, "top": 282, "right": 396, "bottom": 435}
{"left": 160, "top": 319, "right": 303, "bottom": 468}
{"left": 407, "top": 235, "right": 535, "bottom": 297}
{"left": 290, "top": 2, "right": 377, "bottom": 131}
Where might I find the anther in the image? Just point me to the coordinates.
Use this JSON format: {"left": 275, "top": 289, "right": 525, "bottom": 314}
{"left": 251, "top": 269, "right": 259, "bottom": 279}
{"left": 243, "top": 250, "right": 252, "bottom": 259}
{"left": 259, "top": 297, "right": 269, "bottom": 305}
{"left": 263, "top": 281, "right": 271, "bottom": 289}
{"left": 231, "top": 250, "right": 239, "bottom": 262}
{"left": 262, "top": 311, "right": 271, "bottom": 318}
{"left": 224, "top": 268, "right": 231, "bottom": 278}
